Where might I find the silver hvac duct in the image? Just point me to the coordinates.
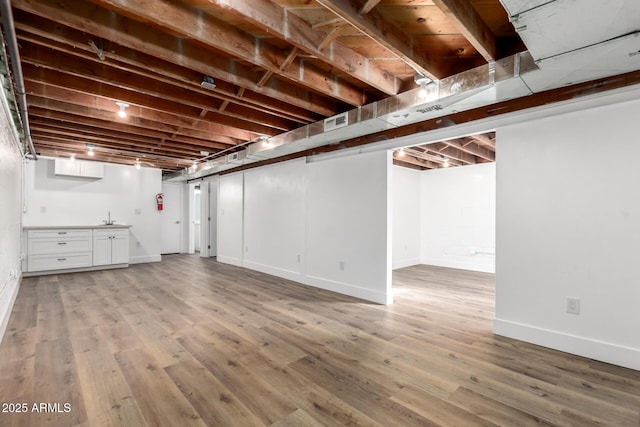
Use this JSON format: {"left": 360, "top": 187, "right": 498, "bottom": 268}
{"left": 0, "top": 0, "right": 37, "bottom": 159}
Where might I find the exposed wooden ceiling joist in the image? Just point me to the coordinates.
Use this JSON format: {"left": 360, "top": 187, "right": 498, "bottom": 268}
{"left": 182, "top": 0, "right": 399, "bottom": 95}
{"left": 12, "top": 0, "right": 341, "bottom": 117}
{"left": 314, "top": 0, "right": 443, "bottom": 80}
{"left": 431, "top": 0, "right": 497, "bottom": 61}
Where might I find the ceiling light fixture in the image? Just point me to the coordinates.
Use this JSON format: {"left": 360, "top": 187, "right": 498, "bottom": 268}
{"left": 70, "top": 153, "right": 76, "bottom": 162}
{"left": 135, "top": 159, "right": 141, "bottom": 170}
{"left": 443, "top": 157, "right": 450, "bottom": 167}
{"left": 201, "top": 76, "right": 216, "bottom": 90}
{"left": 115, "top": 101, "right": 129, "bottom": 118}
{"left": 397, "top": 148, "right": 405, "bottom": 157}
{"left": 259, "top": 135, "right": 270, "bottom": 148}
{"left": 414, "top": 74, "right": 432, "bottom": 99}
{"left": 86, "top": 143, "right": 95, "bottom": 156}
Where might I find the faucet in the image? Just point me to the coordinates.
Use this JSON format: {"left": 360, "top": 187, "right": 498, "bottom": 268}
{"left": 103, "top": 211, "right": 115, "bottom": 225}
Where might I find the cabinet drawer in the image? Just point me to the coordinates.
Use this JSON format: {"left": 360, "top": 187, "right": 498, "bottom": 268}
{"left": 28, "top": 252, "right": 92, "bottom": 272}
{"left": 27, "top": 229, "right": 91, "bottom": 239}
{"left": 28, "top": 238, "right": 92, "bottom": 255}
{"left": 93, "top": 228, "right": 129, "bottom": 238}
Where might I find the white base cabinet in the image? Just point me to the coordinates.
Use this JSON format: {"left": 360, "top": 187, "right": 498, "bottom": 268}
{"left": 24, "top": 226, "right": 130, "bottom": 276}
{"left": 93, "top": 228, "right": 130, "bottom": 266}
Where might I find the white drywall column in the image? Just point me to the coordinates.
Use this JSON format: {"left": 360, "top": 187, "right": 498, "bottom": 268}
{"left": 495, "top": 97, "right": 640, "bottom": 370}
{"left": 243, "top": 159, "right": 306, "bottom": 281}
{"left": 391, "top": 165, "right": 422, "bottom": 269}
{"left": 217, "top": 173, "right": 244, "bottom": 266}
{"left": 306, "top": 150, "right": 392, "bottom": 304}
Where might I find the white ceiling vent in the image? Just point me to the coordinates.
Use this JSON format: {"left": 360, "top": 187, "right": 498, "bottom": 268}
{"left": 324, "top": 112, "right": 349, "bottom": 132}
{"left": 226, "top": 151, "right": 246, "bottom": 164}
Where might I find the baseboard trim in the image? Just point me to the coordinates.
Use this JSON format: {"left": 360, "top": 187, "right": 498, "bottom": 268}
{"left": 304, "top": 275, "right": 390, "bottom": 305}
{"left": 421, "top": 257, "right": 495, "bottom": 273}
{"left": 242, "top": 260, "right": 302, "bottom": 283}
{"left": 0, "top": 273, "right": 21, "bottom": 346}
{"left": 217, "top": 255, "right": 243, "bottom": 267}
{"left": 392, "top": 257, "right": 421, "bottom": 270}
{"left": 494, "top": 318, "right": 640, "bottom": 371}
{"left": 130, "top": 255, "right": 161, "bottom": 264}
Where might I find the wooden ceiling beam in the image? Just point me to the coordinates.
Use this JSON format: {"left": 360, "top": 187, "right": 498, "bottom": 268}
{"left": 429, "top": 142, "right": 476, "bottom": 164}
{"left": 393, "top": 151, "right": 438, "bottom": 169}
{"left": 470, "top": 133, "right": 496, "bottom": 148}
{"left": 23, "top": 65, "right": 281, "bottom": 137}
{"left": 431, "top": 0, "right": 497, "bottom": 61}
{"left": 28, "top": 108, "right": 234, "bottom": 151}
{"left": 15, "top": 21, "right": 320, "bottom": 124}
{"left": 32, "top": 133, "right": 200, "bottom": 160}
{"left": 25, "top": 83, "right": 256, "bottom": 141}
{"left": 86, "top": 0, "right": 370, "bottom": 105}
{"left": 12, "top": 0, "right": 340, "bottom": 116}
{"left": 405, "top": 147, "right": 463, "bottom": 166}
{"left": 19, "top": 42, "right": 295, "bottom": 132}
{"left": 182, "top": 0, "right": 398, "bottom": 95}
{"left": 392, "top": 158, "right": 426, "bottom": 171}
{"left": 32, "top": 141, "right": 192, "bottom": 169}
{"left": 33, "top": 146, "right": 186, "bottom": 171}
{"left": 442, "top": 139, "right": 495, "bottom": 161}
{"left": 314, "top": 0, "right": 443, "bottom": 80}
{"left": 29, "top": 120, "right": 209, "bottom": 156}
{"left": 27, "top": 96, "right": 241, "bottom": 147}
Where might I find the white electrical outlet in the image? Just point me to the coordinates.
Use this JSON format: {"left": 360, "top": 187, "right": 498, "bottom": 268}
{"left": 134, "top": 208, "right": 142, "bottom": 215}
{"left": 567, "top": 297, "right": 580, "bottom": 315}
{"left": 339, "top": 261, "right": 345, "bottom": 271}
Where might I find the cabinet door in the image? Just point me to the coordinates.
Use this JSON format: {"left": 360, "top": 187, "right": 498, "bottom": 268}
{"left": 93, "top": 235, "right": 112, "bottom": 266}
{"left": 111, "top": 235, "right": 130, "bottom": 265}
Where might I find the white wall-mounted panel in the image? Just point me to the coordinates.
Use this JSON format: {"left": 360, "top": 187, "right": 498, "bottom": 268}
{"left": 243, "top": 159, "right": 306, "bottom": 281}
{"left": 495, "top": 97, "right": 640, "bottom": 370}
{"left": 23, "top": 159, "right": 161, "bottom": 264}
{"left": 0, "top": 93, "right": 22, "bottom": 344}
{"left": 217, "top": 173, "right": 244, "bottom": 266}
{"left": 392, "top": 165, "right": 422, "bottom": 269}
{"left": 306, "top": 150, "right": 392, "bottom": 304}
{"left": 421, "top": 163, "right": 495, "bottom": 273}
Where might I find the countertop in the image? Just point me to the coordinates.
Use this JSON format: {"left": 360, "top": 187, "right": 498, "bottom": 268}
{"left": 23, "top": 224, "right": 132, "bottom": 230}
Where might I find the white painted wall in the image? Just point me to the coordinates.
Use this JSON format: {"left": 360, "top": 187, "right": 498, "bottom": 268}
{"left": 0, "top": 94, "right": 23, "bottom": 344}
{"left": 495, "top": 97, "right": 640, "bottom": 371}
{"left": 216, "top": 151, "right": 392, "bottom": 304}
{"left": 243, "top": 159, "right": 306, "bottom": 281}
{"left": 217, "top": 172, "right": 244, "bottom": 266}
{"left": 23, "top": 158, "right": 162, "bottom": 264}
{"left": 421, "top": 162, "right": 495, "bottom": 273}
{"left": 306, "top": 150, "right": 392, "bottom": 304}
{"left": 391, "top": 165, "right": 422, "bottom": 269}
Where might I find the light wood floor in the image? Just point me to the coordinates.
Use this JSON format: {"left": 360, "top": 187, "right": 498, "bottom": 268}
{"left": 1, "top": 255, "right": 639, "bottom": 426}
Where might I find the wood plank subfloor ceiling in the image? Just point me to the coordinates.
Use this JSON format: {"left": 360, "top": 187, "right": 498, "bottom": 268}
{"left": 1, "top": 255, "right": 639, "bottom": 426}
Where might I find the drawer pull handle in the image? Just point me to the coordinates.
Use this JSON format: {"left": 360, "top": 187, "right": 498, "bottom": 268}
{"left": 57, "top": 258, "right": 67, "bottom": 261}
{"left": 58, "top": 232, "right": 67, "bottom": 235}
{"left": 58, "top": 242, "right": 67, "bottom": 245}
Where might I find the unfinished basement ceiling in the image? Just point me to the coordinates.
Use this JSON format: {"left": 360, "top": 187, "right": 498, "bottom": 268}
{"left": 7, "top": 0, "right": 524, "bottom": 172}
{"left": 393, "top": 132, "right": 495, "bottom": 170}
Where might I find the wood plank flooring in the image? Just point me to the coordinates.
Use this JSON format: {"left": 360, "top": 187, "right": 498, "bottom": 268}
{"left": 1, "top": 255, "right": 639, "bottom": 426}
